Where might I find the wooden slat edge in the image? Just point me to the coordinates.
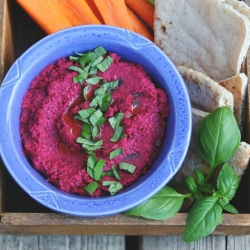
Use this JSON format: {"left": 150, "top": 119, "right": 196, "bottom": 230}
{"left": 0, "top": 0, "right": 15, "bottom": 82}
{"left": 1, "top": 213, "right": 250, "bottom": 236}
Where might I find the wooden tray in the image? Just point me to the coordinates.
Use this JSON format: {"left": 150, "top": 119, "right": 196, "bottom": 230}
{"left": 1, "top": 0, "right": 250, "bottom": 235}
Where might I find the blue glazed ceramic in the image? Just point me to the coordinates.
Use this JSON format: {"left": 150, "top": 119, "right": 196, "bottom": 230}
{"left": 0, "top": 25, "right": 191, "bottom": 217}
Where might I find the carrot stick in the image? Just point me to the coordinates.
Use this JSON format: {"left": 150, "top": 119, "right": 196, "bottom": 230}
{"left": 127, "top": 7, "right": 153, "bottom": 41}
{"left": 93, "top": 0, "right": 134, "bottom": 31}
{"left": 63, "top": 0, "right": 102, "bottom": 25}
{"left": 16, "top": 0, "right": 73, "bottom": 34}
{"left": 85, "top": 0, "right": 105, "bottom": 24}
{"left": 125, "top": 0, "right": 154, "bottom": 29}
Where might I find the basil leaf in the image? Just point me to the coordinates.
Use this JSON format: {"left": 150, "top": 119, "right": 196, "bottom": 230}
{"left": 110, "top": 148, "right": 123, "bottom": 159}
{"left": 81, "top": 123, "right": 91, "bottom": 139}
{"left": 68, "top": 65, "right": 85, "bottom": 73}
{"left": 119, "top": 162, "right": 136, "bottom": 174}
{"left": 111, "top": 165, "right": 120, "bottom": 181}
{"left": 102, "top": 181, "right": 123, "bottom": 195}
{"left": 86, "top": 76, "right": 101, "bottom": 85}
{"left": 195, "top": 106, "right": 240, "bottom": 168}
{"left": 124, "top": 186, "right": 188, "bottom": 220}
{"left": 87, "top": 153, "right": 98, "bottom": 179}
{"left": 108, "top": 113, "right": 124, "bottom": 129}
{"left": 76, "top": 138, "right": 103, "bottom": 154}
{"left": 183, "top": 196, "right": 223, "bottom": 242}
{"left": 194, "top": 169, "right": 205, "bottom": 186}
{"left": 110, "top": 125, "right": 123, "bottom": 142}
{"left": 223, "top": 203, "right": 238, "bottom": 214}
{"left": 97, "top": 56, "right": 113, "bottom": 72}
{"left": 94, "top": 46, "right": 107, "bottom": 56}
{"left": 84, "top": 182, "right": 98, "bottom": 195}
{"left": 89, "top": 109, "right": 106, "bottom": 126}
{"left": 93, "top": 159, "right": 106, "bottom": 181}
{"left": 217, "top": 162, "right": 238, "bottom": 200}
{"left": 91, "top": 56, "right": 104, "bottom": 67}
{"left": 76, "top": 108, "right": 96, "bottom": 121}
{"left": 92, "top": 125, "right": 99, "bottom": 139}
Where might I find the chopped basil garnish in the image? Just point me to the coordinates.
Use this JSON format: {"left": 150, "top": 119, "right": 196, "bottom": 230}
{"left": 81, "top": 123, "right": 91, "bottom": 139}
{"left": 69, "top": 46, "right": 112, "bottom": 84}
{"left": 110, "top": 125, "right": 123, "bottom": 142}
{"left": 119, "top": 162, "right": 136, "bottom": 174}
{"left": 102, "top": 181, "right": 123, "bottom": 195}
{"left": 84, "top": 181, "right": 98, "bottom": 195}
{"left": 111, "top": 165, "right": 121, "bottom": 181}
{"left": 94, "top": 46, "right": 107, "bottom": 56}
{"left": 108, "top": 113, "right": 124, "bottom": 129}
{"left": 86, "top": 76, "right": 102, "bottom": 85}
{"left": 97, "top": 56, "right": 113, "bottom": 72}
{"left": 110, "top": 148, "right": 123, "bottom": 159}
{"left": 89, "top": 109, "right": 106, "bottom": 126}
{"left": 76, "top": 137, "right": 103, "bottom": 154}
{"left": 75, "top": 108, "right": 96, "bottom": 123}
{"left": 87, "top": 153, "right": 105, "bottom": 181}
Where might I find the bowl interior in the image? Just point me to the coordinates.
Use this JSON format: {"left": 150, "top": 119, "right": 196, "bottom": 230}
{"left": 0, "top": 25, "right": 191, "bottom": 216}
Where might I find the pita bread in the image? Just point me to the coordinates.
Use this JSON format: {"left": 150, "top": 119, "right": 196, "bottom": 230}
{"left": 177, "top": 65, "right": 234, "bottom": 112}
{"left": 154, "top": 0, "right": 250, "bottom": 81}
{"left": 219, "top": 73, "right": 248, "bottom": 128}
{"left": 222, "top": 0, "right": 250, "bottom": 20}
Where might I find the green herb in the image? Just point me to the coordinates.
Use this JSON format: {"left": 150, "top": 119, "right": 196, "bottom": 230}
{"left": 76, "top": 137, "right": 103, "bottom": 154}
{"left": 111, "top": 165, "right": 121, "bottom": 181}
{"left": 108, "top": 113, "right": 124, "bottom": 129}
{"left": 86, "top": 76, "right": 102, "bottom": 85}
{"left": 75, "top": 108, "right": 96, "bottom": 123}
{"left": 110, "top": 125, "right": 123, "bottom": 142}
{"left": 102, "top": 181, "right": 123, "bottom": 195}
{"left": 81, "top": 123, "right": 91, "bottom": 139}
{"left": 124, "top": 107, "right": 241, "bottom": 242}
{"left": 110, "top": 148, "right": 123, "bottom": 159}
{"left": 84, "top": 181, "right": 98, "bottom": 195}
{"left": 119, "top": 162, "right": 136, "bottom": 174}
{"left": 94, "top": 46, "right": 107, "bottom": 56}
{"left": 68, "top": 46, "right": 112, "bottom": 84}
{"left": 124, "top": 186, "right": 191, "bottom": 220}
{"left": 89, "top": 109, "right": 106, "bottom": 126}
{"left": 96, "top": 56, "right": 113, "bottom": 72}
{"left": 86, "top": 153, "right": 105, "bottom": 181}
{"left": 92, "top": 125, "right": 99, "bottom": 139}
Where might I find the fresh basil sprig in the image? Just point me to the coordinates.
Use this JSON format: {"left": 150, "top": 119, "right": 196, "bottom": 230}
{"left": 124, "top": 106, "right": 241, "bottom": 242}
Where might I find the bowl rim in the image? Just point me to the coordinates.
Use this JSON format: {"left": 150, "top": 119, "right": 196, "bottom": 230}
{"left": 0, "top": 24, "right": 192, "bottom": 217}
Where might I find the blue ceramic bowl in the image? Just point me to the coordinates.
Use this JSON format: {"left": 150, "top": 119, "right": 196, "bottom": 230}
{"left": 0, "top": 25, "right": 191, "bottom": 217}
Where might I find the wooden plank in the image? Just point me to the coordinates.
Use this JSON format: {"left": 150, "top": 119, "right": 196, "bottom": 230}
{"left": 1, "top": 213, "right": 250, "bottom": 236}
{"left": 0, "top": 235, "right": 125, "bottom": 250}
{"left": 0, "top": 0, "right": 15, "bottom": 82}
{"left": 227, "top": 235, "right": 250, "bottom": 250}
{"left": 138, "top": 235, "right": 226, "bottom": 250}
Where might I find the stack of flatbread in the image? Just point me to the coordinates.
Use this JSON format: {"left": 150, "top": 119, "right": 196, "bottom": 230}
{"left": 154, "top": 0, "right": 250, "bottom": 194}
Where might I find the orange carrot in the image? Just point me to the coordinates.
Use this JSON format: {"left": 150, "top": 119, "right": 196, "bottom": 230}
{"left": 85, "top": 0, "right": 105, "bottom": 24}
{"left": 127, "top": 7, "right": 153, "bottom": 41}
{"left": 63, "top": 0, "right": 102, "bottom": 25}
{"left": 125, "top": 0, "right": 154, "bottom": 29}
{"left": 93, "top": 0, "right": 134, "bottom": 31}
{"left": 16, "top": 0, "right": 73, "bottom": 34}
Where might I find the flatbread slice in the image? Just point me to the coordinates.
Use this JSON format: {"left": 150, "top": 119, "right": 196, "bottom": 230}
{"left": 154, "top": 0, "right": 250, "bottom": 81}
{"left": 219, "top": 73, "right": 248, "bottom": 128}
{"left": 177, "top": 65, "right": 234, "bottom": 112}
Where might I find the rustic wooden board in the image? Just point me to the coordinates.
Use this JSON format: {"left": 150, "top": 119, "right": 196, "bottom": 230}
{"left": 0, "top": 234, "right": 125, "bottom": 250}
{"left": 1, "top": 213, "right": 250, "bottom": 236}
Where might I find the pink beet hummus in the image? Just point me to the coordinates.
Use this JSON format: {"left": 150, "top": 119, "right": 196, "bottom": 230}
{"left": 20, "top": 51, "right": 169, "bottom": 197}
